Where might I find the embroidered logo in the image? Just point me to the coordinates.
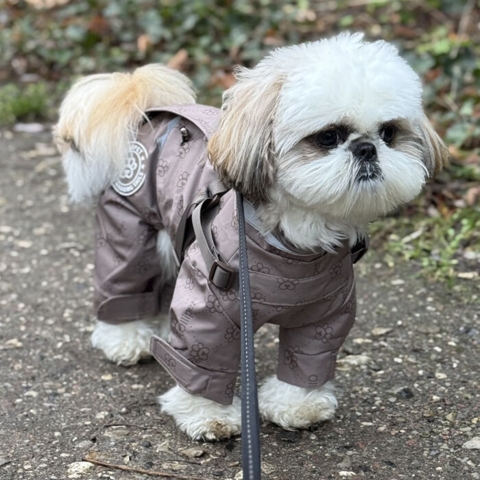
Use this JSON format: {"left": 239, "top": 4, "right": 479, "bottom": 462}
{"left": 112, "top": 142, "right": 147, "bottom": 196}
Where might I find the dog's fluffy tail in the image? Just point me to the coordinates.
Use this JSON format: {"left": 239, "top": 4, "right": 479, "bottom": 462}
{"left": 54, "top": 65, "right": 196, "bottom": 203}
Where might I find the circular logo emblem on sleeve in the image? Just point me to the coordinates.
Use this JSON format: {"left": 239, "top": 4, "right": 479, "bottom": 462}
{"left": 111, "top": 142, "right": 148, "bottom": 196}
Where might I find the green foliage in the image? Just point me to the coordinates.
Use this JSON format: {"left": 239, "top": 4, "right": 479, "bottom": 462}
{"left": 0, "top": 0, "right": 478, "bottom": 280}
{"left": 1, "top": 0, "right": 479, "bottom": 146}
{"left": 0, "top": 83, "right": 50, "bottom": 125}
{"left": 1, "top": 0, "right": 302, "bottom": 83}
{"left": 376, "top": 208, "right": 480, "bottom": 283}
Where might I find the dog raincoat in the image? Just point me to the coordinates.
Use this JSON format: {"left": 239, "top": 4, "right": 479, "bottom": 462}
{"left": 94, "top": 104, "right": 357, "bottom": 405}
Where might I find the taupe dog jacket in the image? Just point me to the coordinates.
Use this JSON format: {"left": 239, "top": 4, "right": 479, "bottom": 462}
{"left": 94, "top": 104, "right": 357, "bottom": 405}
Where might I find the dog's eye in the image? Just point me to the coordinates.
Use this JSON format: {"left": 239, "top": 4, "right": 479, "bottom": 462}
{"left": 380, "top": 125, "right": 396, "bottom": 144}
{"left": 315, "top": 129, "right": 340, "bottom": 148}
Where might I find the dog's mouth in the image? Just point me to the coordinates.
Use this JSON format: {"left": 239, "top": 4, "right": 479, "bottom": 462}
{"left": 356, "top": 161, "right": 382, "bottom": 182}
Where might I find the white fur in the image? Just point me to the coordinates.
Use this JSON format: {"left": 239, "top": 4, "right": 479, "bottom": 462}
{"left": 159, "top": 385, "right": 241, "bottom": 441}
{"left": 273, "top": 33, "right": 423, "bottom": 152}
{"left": 259, "top": 376, "right": 337, "bottom": 430}
{"left": 156, "top": 229, "right": 178, "bottom": 284}
{"left": 91, "top": 315, "right": 170, "bottom": 366}
{"left": 210, "top": 33, "right": 447, "bottom": 252}
{"left": 56, "top": 33, "right": 448, "bottom": 440}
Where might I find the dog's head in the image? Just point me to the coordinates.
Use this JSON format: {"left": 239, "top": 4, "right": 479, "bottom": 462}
{"left": 209, "top": 33, "right": 449, "bottom": 224}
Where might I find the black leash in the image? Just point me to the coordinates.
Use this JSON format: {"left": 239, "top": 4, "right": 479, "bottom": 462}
{"left": 236, "top": 191, "right": 262, "bottom": 480}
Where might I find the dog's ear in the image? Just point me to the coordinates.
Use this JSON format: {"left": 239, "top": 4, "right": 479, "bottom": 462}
{"left": 420, "top": 115, "right": 450, "bottom": 177}
{"left": 208, "top": 67, "right": 283, "bottom": 204}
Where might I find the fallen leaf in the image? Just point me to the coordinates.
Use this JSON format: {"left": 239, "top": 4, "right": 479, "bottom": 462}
{"left": 466, "top": 186, "right": 480, "bottom": 206}
{"left": 167, "top": 49, "right": 189, "bottom": 71}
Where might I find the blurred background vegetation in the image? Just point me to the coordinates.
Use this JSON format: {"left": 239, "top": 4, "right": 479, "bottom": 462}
{"left": 0, "top": 0, "right": 479, "bottom": 283}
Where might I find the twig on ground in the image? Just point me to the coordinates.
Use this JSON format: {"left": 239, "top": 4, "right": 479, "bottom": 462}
{"left": 103, "top": 422, "right": 165, "bottom": 432}
{"left": 82, "top": 456, "right": 210, "bottom": 480}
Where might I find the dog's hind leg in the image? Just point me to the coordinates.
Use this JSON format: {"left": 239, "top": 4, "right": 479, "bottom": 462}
{"left": 90, "top": 228, "right": 177, "bottom": 366}
{"left": 91, "top": 314, "right": 170, "bottom": 366}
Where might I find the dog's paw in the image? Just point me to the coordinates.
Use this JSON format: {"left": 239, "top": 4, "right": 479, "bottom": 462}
{"left": 259, "top": 376, "right": 337, "bottom": 430}
{"left": 91, "top": 320, "right": 156, "bottom": 366}
{"left": 159, "top": 386, "right": 241, "bottom": 441}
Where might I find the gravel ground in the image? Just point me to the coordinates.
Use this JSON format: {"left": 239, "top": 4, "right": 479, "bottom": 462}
{"left": 0, "top": 127, "right": 479, "bottom": 480}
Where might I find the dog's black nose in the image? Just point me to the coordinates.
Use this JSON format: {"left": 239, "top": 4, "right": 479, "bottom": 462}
{"left": 353, "top": 142, "right": 377, "bottom": 162}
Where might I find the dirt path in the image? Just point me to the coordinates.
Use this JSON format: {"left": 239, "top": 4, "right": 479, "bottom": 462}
{"left": 0, "top": 128, "right": 479, "bottom": 480}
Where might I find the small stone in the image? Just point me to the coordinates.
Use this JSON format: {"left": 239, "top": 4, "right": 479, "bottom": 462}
{"left": 460, "top": 327, "right": 480, "bottom": 337}
{"left": 234, "top": 471, "right": 243, "bottom": 480}
{"left": 95, "top": 411, "right": 109, "bottom": 420}
{"left": 76, "top": 440, "right": 94, "bottom": 450}
{"left": 67, "top": 462, "right": 94, "bottom": 475}
{"left": 261, "top": 461, "right": 275, "bottom": 474}
{"left": 24, "top": 391, "right": 38, "bottom": 398}
{"left": 339, "top": 472, "right": 356, "bottom": 477}
{"left": 435, "top": 372, "right": 447, "bottom": 379}
{"left": 142, "top": 441, "right": 152, "bottom": 448}
{"left": 371, "top": 327, "right": 393, "bottom": 337}
{"left": 395, "top": 387, "right": 414, "bottom": 399}
{"left": 417, "top": 325, "right": 440, "bottom": 334}
{"left": 337, "top": 355, "right": 370, "bottom": 369}
{"left": 462, "top": 437, "right": 480, "bottom": 449}
{"left": 161, "top": 462, "right": 188, "bottom": 471}
{"left": 104, "top": 427, "right": 129, "bottom": 439}
{"left": 14, "top": 123, "right": 45, "bottom": 133}
{"left": 457, "top": 272, "right": 478, "bottom": 279}
{"left": 338, "top": 456, "right": 352, "bottom": 469}
{"left": 432, "top": 396, "right": 441, "bottom": 402}
{"left": 352, "top": 338, "right": 372, "bottom": 344}
{"left": 179, "top": 447, "right": 205, "bottom": 458}
{"left": 446, "top": 412, "right": 457, "bottom": 423}
{"left": 100, "top": 374, "right": 112, "bottom": 381}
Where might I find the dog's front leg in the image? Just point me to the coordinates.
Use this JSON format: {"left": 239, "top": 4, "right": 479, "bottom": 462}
{"left": 91, "top": 314, "right": 170, "bottom": 366}
{"left": 258, "top": 376, "right": 337, "bottom": 430}
{"left": 159, "top": 386, "right": 241, "bottom": 441}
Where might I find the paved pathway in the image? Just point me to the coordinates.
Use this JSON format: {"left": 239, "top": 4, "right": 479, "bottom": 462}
{"left": 1, "top": 128, "right": 479, "bottom": 479}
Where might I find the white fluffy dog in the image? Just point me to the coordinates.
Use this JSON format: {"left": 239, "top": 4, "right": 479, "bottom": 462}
{"left": 55, "top": 33, "right": 448, "bottom": 440}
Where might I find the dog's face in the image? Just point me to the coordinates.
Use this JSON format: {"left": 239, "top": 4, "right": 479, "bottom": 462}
{"left": 209, "top": 33, "right": 449, "bottom": 225}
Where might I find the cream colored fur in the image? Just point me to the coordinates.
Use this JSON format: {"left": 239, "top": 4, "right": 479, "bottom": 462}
{"left": 54, "top": 65, "right": 195, "bottom": 203}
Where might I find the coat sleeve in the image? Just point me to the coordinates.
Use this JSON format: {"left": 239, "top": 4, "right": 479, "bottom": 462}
{"left": 93, "top": 188, "right": 164, "bottom": 324}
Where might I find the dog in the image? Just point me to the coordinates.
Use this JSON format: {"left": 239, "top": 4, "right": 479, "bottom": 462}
{"left": 54, "top": 33, "right": 448, "bottom": 441}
